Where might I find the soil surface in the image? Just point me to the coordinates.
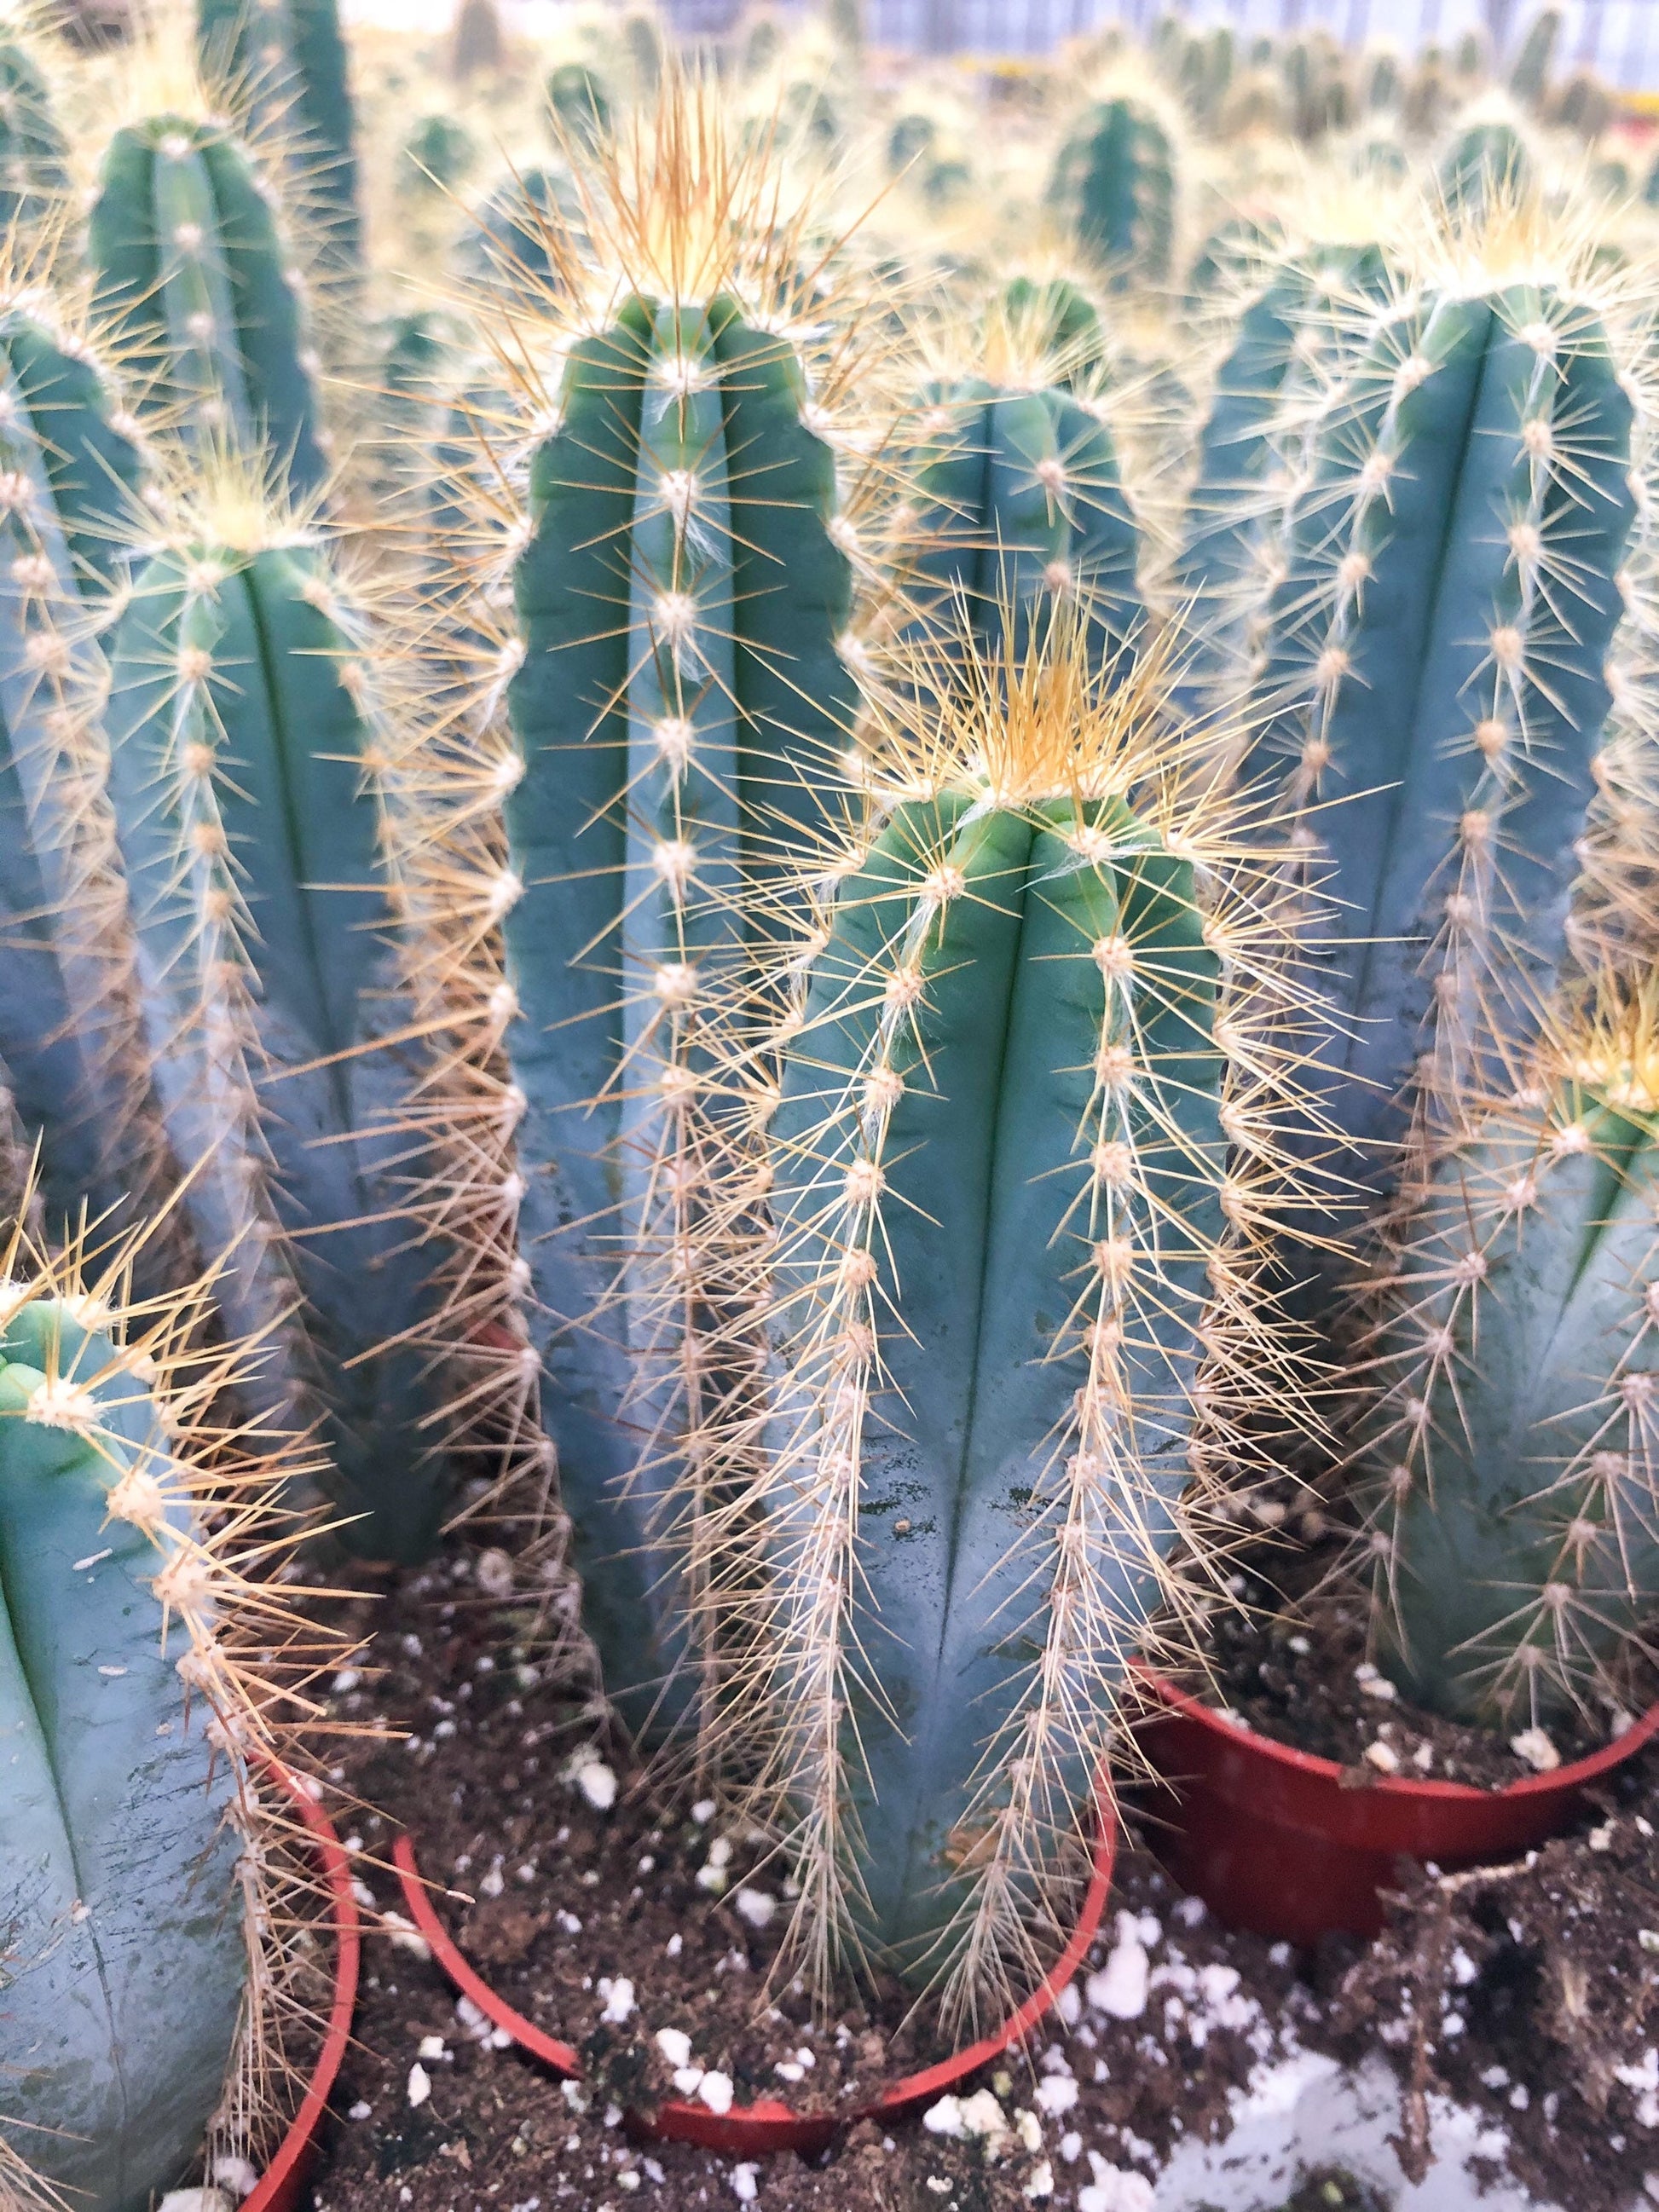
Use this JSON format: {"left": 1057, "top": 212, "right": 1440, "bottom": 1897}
{"left": 303, "top": 1550, "right": 1659, "bottom": 2212}
{"left": 1174, "top": 1536, "right": 1654, "bottom": 1788}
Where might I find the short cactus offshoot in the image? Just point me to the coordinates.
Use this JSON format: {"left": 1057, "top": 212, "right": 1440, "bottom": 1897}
{"left": 731, "top": 609, "right": 1315, "bottom": 2019}
{"left": 1352, "top": 985, "right": 1659, "bottom": 1732}
{"left": 0, "top": 1208, "right": 337, "bottom": 2212}
{"left": 392, "top": 73, "right": 887, "bottom": 1745}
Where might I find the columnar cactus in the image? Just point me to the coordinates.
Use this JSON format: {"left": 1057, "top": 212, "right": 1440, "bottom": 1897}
{"left": 900, "top": 292, "right": 1142, "bottom": 675}
{"left": 1239, "top": 249, "right": 1637, "bottom": 1239}
{"left": 1353, "top": 989, "right": 1659, "bottom": 1730}
{"left": 742, "top": 612, "right": 1304, "bottom": 2011}
{"left": 89, "top": 109, "right": 329, "bottom": 495}
{"left": 1438, "top": 114, "right": 1533, "bottom": 215}
{"left": 546, "top": 61, "right": 609, "bottom": 150}
{"left": 1176, "top": 236, "right": 1393, "bottom": 713}
{"left": 1049, "top": 94, "right": 1176, "bottom": 292}
{"left": 0, "top": 32, "right": 66, "bottom": 234}
{"left": 393, "top": 78, "right": 886, "bottom": 1740}
{"left": 0, "top": 280, "right": 167, "bottom": 1244}
{"left": 196, "top": 0, "right": 361, "bottom": 268}
{"left": 1509, "top": 7, "right": 1560, "bottom": 103}
{"left": 0, "top": 1229, "right": 328, "bottom": 2211}
{"left": 100, "top": 470, "right": 450, "bottom": 1558}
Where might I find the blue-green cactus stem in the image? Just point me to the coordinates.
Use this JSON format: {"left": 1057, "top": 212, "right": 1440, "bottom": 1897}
{"left": 1509, "top": 8, "right": 1560, "bottom": 101}
{"left": 1439, "top": 117, "right": 1533, "bottom": 216}
{"left": 545, "top": 61, "right": 609, "bottom": 150}
{"left": 0, "top": 36, "right": 66, "bottom": 234}
{"left": 459, "top": 164, "right": 579, "bottom": 305}
{"left": 1176, "top": 243, "right": 1392, "bottom": 712}
{"left": 197, "top": 0, "right": 361, "bottom": 268}
{"left": 1241, "top": 282, "right": 1635, "bottom": 1232}
{"left": 501, "top": 296, "right": 855, "bottom": 1743}
{"left": 1356, "top": 1058, "right": 1659, "bottom": 1728}
{"left": 763, "top": 784, "right": 1228, "bottom": 1983}
{"left": 904, "top": 374, "right": 1142, "bottom": 676}
{"left": 101, "top": 528, "right": 450, "bottom": 1559}
{"left": 0, "top": 304, "right": 163, "bottom": 1241}
{"left": 0, "top": 1297, "right": 245, "bottom": 2212}
{"left": 89, "top": 114, "right": 327, "bottom": 494}
{"left": 1049, "top": 96, "right": 1176, "bottom": 292}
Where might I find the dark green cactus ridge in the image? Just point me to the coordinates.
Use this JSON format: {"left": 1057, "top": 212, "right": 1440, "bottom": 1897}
{"left": 197, "top": 0, "right": 361, "bottom": 269}
{"left": 1241, "top": 279, "right": 1636, "bottom": 1233}
{"left": 501, "top": 292, "right": 856, "bottom": 1742}
{"left": 0, "top": 305, "right": 158, "bottom": 1242}
{"left": 0, "top": 1297, "right": 245, "bottom": 2212}
{"left": 1356, "top": 1050, "right": 1659, "bottom": 1729}
{"left": 761, "top": 760, "right": 1234, "bottom": 1984}
{"left": 1049, "top": 95, "right": 1176, "bottom": 292}
{"left": 89, "top": 113, "right": 328, "bottom": 495}
{"left": 102, "top": 525, "right": 450, "bottom": 1558}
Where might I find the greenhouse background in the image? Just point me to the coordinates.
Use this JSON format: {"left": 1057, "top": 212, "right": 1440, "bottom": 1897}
{"left": 344, "top": 0, "right": 1659, "bottom": 85}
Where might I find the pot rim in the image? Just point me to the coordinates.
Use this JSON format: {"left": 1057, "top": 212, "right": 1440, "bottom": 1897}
{"left": 242, "top": 1761, "right": 363, "bottom": 2212}
{"left": 391, "top": 1794, "right": 1116, "bottom": 2151}
{"left": 1130, "top": 1655, "right": 1659, "bottom": 1801}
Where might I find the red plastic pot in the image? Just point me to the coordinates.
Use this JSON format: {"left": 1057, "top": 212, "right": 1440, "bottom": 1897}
{"left": 1132, "top": 1660, "right": 1659, "bottom": 1945}
{"left": 392, "top": 1805, "right": 1116, "bottom": 2157}
{"left": 243, "top": 1764, "right": 362, "bottom": 2212}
